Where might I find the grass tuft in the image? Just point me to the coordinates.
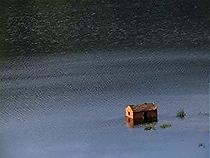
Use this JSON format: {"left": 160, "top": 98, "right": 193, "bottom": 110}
{"left": 160, "top": 122, "right": 172, "bottom": 129}
{"left": 176, "top": 109, "right": 186, "bottom": 119}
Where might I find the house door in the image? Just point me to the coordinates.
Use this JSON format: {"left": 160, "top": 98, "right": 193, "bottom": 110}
{"left": 143, "top": 111, "right": 148, "bottom": 122}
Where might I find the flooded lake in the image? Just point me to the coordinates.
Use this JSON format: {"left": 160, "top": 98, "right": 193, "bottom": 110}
{"left": 0, "top": 51, "right": 209, "bottom": 158}
{"left": 0, "top": 0, "right": 209, "bottom": 157}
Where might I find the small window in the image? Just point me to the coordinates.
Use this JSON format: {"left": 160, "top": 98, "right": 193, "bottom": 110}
{"left": 128, "top": 112, "right": 130, "bottom": 115}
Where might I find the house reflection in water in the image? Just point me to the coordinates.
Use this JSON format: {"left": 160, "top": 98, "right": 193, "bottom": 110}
{"left": 125, "top": 116, "right": 135, "bottom": 128}
{"left": 125, "top": 103, "right": 158, "bottom": 128}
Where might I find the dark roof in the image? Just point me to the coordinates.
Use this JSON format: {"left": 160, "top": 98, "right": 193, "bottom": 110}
{"left": 129, "top": 103, "right": 157, "bottom": 112}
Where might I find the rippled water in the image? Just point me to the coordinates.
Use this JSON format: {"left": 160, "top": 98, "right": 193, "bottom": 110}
{"left": 0, "top": 51, "right": 209, "bottom": 158}
{"left": 1, "top": 0, "right": 209, "bottom": 55}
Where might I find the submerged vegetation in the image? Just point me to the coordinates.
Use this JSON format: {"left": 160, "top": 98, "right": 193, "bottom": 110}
{"left": 160, "top": 122, "right": 172, "bottom": 129}
{"left": 176, "top": 109, "right": 186, "bottom": 119}
{"left": 142, "top": 122, "right": 173, "bottom": 130}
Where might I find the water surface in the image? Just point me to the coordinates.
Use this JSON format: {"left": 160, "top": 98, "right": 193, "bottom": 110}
{"left": 0, "top": 51, "right": 209, "bottom": 158}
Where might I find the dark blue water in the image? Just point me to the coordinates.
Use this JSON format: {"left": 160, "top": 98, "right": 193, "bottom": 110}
{"left": 0, "top": 51, "right": 209, "bottom": 158}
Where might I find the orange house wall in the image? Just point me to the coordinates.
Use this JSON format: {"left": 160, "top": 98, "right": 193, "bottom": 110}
{"left": 125, "top": 107, "right": 134, "bottom": 119}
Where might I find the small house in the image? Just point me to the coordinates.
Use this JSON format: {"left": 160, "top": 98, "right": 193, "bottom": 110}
{"left": 125, "top": 103, "right": 158, "bottom": 127}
